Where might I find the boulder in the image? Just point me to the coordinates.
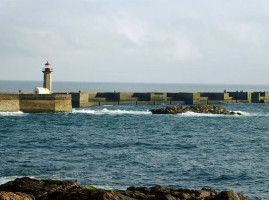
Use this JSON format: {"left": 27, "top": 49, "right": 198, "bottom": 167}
{"left": 0, "top": 191, "right": 34, "bottom": 200}
{"left": 215, "top": 190, "right": 247, "bottom": 200}
{"left": 0, "top": 177, "right": 77, "bottom": 200}
{"left": 150, "top": 106, "right": 184, "bottom": 114}
{"left": 151, "top": 105, "right": 242, "bottom": 115}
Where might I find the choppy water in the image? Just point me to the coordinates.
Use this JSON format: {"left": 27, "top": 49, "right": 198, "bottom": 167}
{"left": 1, "top": 103, "right": 269, "bottom": 200}
{"left": 1, "top": 81, "right": 269, "bottom": 199}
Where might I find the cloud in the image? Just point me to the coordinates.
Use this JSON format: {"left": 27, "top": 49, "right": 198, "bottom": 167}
{"left": 115, "top": 18, "right": 147, "bottom": 46}
{"left": 219, "top": 21, "right": 263, "bottom": 47}
{"left": 169, "top": 37, "right": 201, "bottom": 61}
{"left": 1, "top": 0, "right": 269, "bottom": 84}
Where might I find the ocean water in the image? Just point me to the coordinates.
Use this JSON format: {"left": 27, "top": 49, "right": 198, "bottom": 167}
{"left": 1, "top": 80, "right": 269, "bottom": 92}
{"left": 1, "top": 81, "right": 269, "bottom": 200}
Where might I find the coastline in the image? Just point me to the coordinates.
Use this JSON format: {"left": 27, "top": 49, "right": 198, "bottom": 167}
{"left": 0, "top": 177, "right": 247, "bottom": 200}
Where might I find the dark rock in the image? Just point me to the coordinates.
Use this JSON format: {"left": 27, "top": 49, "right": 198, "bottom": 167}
{"left": 151, "top": 105, "right": 242, "bottom": 115}
{"left": 0, "top": 177, "right": 77, "bottom": 200}
{"left": 150, "top": 106, "right": 184, "bottom": 114}
{"left": 0, "top": 191, "right": 35, "bottom": 200}
{"left": 238, "top": 194, "right": 248, "bottom": 200}
{"left": 215, "top": 190, "right": 247, "bottom": 200}
{"left": 0, "top": 177, "right": 247, "bottom": 200}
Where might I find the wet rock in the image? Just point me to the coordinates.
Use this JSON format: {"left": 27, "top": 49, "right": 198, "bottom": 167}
{"left": 0, "top": 177, "right": 247, "bottom": 200}
{"left": 238, "top": 194, "right": 248, "bottom": 200}
{"left": 0, "top": 177, "right": 77, "bottom": 200}
{"left": 0, "top": 191, "right": 35, "bottom": 200}
{"left": 215, "top": 190, "right": 247, "bottom": 200}
{"left": 151, "top": 105, "right": 242, "bottom": 115}
{"left": 197, "top": 188, "right": 217, "bottom": 198}
{"left": 150, "top": 106, "right": 184, "bottom": 114}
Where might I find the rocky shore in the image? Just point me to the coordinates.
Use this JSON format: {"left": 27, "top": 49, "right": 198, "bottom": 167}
{"left": 150, "top": 105, "right": 242, "bottom": 115}
{"left": 0, "top": 177, "right": 247, "bottom": 200}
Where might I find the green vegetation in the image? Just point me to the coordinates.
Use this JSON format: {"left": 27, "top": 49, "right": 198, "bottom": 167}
{"left": 81, "top": 185, "right": 98, "bottom": 190}
{"left": 152, "top": 97, "right": 164, "bottom": 101}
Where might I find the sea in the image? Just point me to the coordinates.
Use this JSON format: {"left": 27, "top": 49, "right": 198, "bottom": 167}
{"left": 1, "top": 80, "right": 269, "bottom": 200}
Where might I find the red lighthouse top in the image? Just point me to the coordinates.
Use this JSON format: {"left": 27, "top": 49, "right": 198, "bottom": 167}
{"left": 43, "top": 61, "right": 53, "bottom": 72}
{"left": 45, "top": 61, "right": 50, "bottom": 66}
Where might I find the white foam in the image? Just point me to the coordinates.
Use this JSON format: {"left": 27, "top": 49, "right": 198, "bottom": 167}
{"left": 178, "top": 111, "right": 247, "bottom": 117}
{"left": 179, "top": 111, "right": 222, "bottom": 117}
{"left": 238, "top": 112, "right": 269, "bottom": 117}
{"left": 228, "top": 110, "right": 269, "bottom": 117}
{"left": 1, "top": 176, "right": 38, "bottom": 185}
{"left": 232, "top": 111, "right": 249, "bottom": 115}
{"left": 0, "top": 176, "right": 25, "bottom": 185}
{"left": 0, "top": 111, "right": 26, "bottom": 116}
{"left": 72, "top": 108, "right": 151, "bottom": 115}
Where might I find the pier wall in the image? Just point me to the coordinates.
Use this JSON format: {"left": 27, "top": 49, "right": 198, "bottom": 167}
{"left": 0, "top": 94, "right": 20, "bottom": 112}
{"left": 228, "top": 92, "right": 252, "bottom": 103}
{"left": 251, "top": 92, "right": 269, "bottom": 103}
{"left": 20, "top": 94, "right": 72, "bottom": 113}
{"left": 0, "top": 93, "right": 72, "bottom": 113}
{"left": 71, "top": 91, "right": 269, "bottom": 108}
{"left": 2, "top": 91, "right": 269, "bottom": 112}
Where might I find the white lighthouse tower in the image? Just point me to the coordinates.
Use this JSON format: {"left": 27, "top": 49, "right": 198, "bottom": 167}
{"left": 42, "top": 61, "right": 53, "bottom": 92}
{"left": 34, "top": 61, "right": 53, "bottom": 94}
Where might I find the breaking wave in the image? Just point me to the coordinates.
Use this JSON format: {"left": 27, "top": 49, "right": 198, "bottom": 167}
{"left": 0, "top": 176, "right": 34, "bottom": 185}
{"left": 176, "top": 110, "right": 269, "bottom": 117}
{"left": 0, "top": 111, "right": 26, "bottom": 116}
{"left": 72, "top": 108, "right": 152, "bottom": 115}
{"left": 71, "top": 108, "right": 269, "bottom": 117}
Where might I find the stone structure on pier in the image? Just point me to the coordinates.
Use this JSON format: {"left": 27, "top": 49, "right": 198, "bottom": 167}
{"left": 34, "top": 61, "right": 53, "bottom": 94}
{"left": 71, "top": 91, "right": 269, "bottom": 108}
{"left": 1, "top": 61, "right": 269, "bottom": 112}
{"left": 0, "top": 61, "right": 72, "bottom": 113}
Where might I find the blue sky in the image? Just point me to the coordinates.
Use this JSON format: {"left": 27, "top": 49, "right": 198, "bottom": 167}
{"left": 1, "top": 0, "right": 269, "bottom": 84}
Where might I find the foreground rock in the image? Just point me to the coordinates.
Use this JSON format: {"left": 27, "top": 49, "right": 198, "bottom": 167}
{"left": 151, "top": 105, "right": 242, "bottom": 115}
{"left": 0, "top": 177, "right": 247, "bottom": 200}
{"left": 0, "top": 191, "right": 34, "bottom": 200}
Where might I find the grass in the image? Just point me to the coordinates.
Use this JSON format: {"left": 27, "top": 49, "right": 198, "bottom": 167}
{"left": 81, "top": 185, "right": 98, "bottom": 190}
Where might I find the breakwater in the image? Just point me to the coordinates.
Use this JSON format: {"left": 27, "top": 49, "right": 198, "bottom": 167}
{"left": 71, "top": 91, "right": 269, "bottom": 108}
{"left": 1, "top": 91, "right": 268, "bottom": 112}
{"left": 0, "top": 93, "right": 72, "bottom": 113}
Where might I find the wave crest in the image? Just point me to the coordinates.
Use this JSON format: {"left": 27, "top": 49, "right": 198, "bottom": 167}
{"left": 178, "top": 110, "right": 248, "bottom": 117}
{"left": 0, "top": 111, "right": 25, "bottom": 116}
{"left": 72, "top": 108, "right": 151, "bottom": 115}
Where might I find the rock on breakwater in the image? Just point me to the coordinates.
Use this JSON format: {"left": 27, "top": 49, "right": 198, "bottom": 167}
{"left": 150, "top": 105, "right": 242, "bottom": 115}
{"left": 0, "top": 177, "right": 247, "bottom": 200}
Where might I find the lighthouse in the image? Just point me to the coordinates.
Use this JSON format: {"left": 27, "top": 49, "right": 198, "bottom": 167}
{"left": 34, "top": 61, "right": 53, "bottom": 94}
{"left": 42, "top": 61, "right": 53, "bottom": 92}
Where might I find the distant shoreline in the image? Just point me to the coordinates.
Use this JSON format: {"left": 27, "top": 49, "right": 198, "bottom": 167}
{"left": 1, "top": 80, "right": 269, "bottom": 93}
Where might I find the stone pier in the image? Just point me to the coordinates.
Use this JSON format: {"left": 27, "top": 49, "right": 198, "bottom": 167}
{"left": 71, "top": 91, "right": 269, "bottom": 108}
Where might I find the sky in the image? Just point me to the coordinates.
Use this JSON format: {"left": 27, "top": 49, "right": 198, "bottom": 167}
{"left": 1, "top": 0, "right": 269, "bottom": 84}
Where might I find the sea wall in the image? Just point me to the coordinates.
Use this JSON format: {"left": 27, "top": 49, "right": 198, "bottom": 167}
{"left": 0, "top": 93, "right": 72, "bottom": 113}
{"left": 0, "top": 93, "right": 20, "bottom": 112}
{"left": 228, "top": 91, "right": 252, "bottom": 103}
{"left": 71, "top": 91, "right": 269, "bottom": 108}
{"left": 19, "top": 94, "right": 72, "bottom": 113}
{"left": 251, "top": 92, "right": 269, "bottom": 103}
{"left": 2, "top": 91, "right": 269, "bottom": 111}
